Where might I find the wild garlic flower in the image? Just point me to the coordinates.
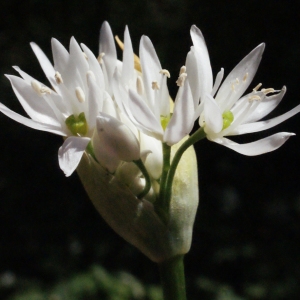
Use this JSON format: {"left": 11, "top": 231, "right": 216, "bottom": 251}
{"left": 0, "top": 23, "right": 141, "bottom": 177}
{"left": 187, "top": 25, "right": 300, "bottom": 155}
{"left": 111, "top": 27, "right": 195, "bottom": 148}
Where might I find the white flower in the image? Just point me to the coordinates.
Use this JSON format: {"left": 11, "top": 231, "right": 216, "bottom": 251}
{"left": 111, "top": 27, "right": 195, "bottom": 147}
{"left": 0, "top": 22, "right": 144, "bottom": 176}
{"left": 188, "top": 25, "right": 300, "bottom": 155}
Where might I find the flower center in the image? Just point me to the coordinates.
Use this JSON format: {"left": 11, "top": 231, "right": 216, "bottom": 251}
{"left": 65, "top": 112, "right": 88, "bottom": 136}
{"left": 222, "top": 111, "right": 234, "bottom": 130}
{"left": 161, "top": 114, "right": 172, "bottom": 130}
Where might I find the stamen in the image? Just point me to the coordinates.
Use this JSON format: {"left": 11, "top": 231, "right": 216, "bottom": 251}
{"left": 176, "top": 73, "right": 187, "bottom": 87}
{"left": 160, "top": 69, "right": 170, "bottom": 78}
{"left": 235, "top": 78, "right": 239, "bottom": 85}
{"left": 152, "top": 81, "right": 159, "bottom": 90}
{"left": 75, "top": 87, "right": 86, "bottom": 103}
{"left": 261, "top": 88, "right": 275, "bottom": 95}
{"left": 97, "top": 52, "right": 105, "bottom": 64}
{"left": 248, "top": 95, "right": 261, "bottom": 102}
{"left": 136, "top": 76, "right": 144, "bottom": 95}
{"left": 231, "top": 83, "right": 235, "bottom": 91}
{"left": 253, "top": 83, "right": 262, "bottom": 92}
{"left": 243, "top": 72, "right": 249, "bottom": 82}
{"left": 86, "top": 71, "right": 96, "bottom": 87}
{"left": 179, "top": 66, "right": 186, "bottom": 75}
{"left": 31, "top": 80, "right": 51, "bottom": 96}
{"left": 54, "top": 71, "right": 63, "bottom": 84}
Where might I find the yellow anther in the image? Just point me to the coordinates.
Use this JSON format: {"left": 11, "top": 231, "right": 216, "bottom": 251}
{"left": 231, "top": 83, "right": 235, "bottom": 91}
{"left": 235, "top": 78, "right": 240, "bottom": 85}
{"left": 253, "top": 83, "right": 262, "bottom": 92}
{"left": 97, "top": 52, "right": 105, "bottom": 64}
{"left": 261, "top": 88, "right": 275, "bottom": 95}
{"left": 152, "top": 81, "right": 159, "bottom": 90}
{"left": 54, "top": 71, "right": 63, "bottom": 84}
{"left": 31, "top": 80, "right": 51, "bottom": 96}
{"left": 243, "top": 72, "right": 249, "bottom": 82}
{"left": 75, "top": 87, "right": 86, "bottom": 103}
{"left": 179, "top": 66, "right": 186, "bottom": 75}
{"left": 160, "top": 69, "right": 170, "bottom": 78}
{"left": 248, "top": 95, "right": 261, "bottom": 102}
{"left": 176, "top": 73, "right": 187, "bottom": 87}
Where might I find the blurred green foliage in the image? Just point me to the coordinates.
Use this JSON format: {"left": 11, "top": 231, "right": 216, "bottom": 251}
{"left": 1, "top": 0, "right": 300, "bottom": 299}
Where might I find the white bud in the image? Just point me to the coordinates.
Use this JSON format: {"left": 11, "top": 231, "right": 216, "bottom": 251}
{"left": 94, "top": 113, "right": 140, "bottom": 163}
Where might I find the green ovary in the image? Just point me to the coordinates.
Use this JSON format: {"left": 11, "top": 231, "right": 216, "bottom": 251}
{"left": 222, "top": 111, "right": 234, "bottom": 130}
{"left": 65, "top": 112, "right": 88, "bottom": 136}
{"left": 160, "top": 114, "right": 172, "bottom": 130}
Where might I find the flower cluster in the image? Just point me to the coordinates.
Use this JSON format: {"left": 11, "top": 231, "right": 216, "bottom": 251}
{"left": 1, "top": 22, "right": 299, "bottom": 261}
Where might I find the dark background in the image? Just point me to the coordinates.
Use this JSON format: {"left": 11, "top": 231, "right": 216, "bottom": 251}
{"left": 0, "top": 0, "right": 299, "bottom": 299}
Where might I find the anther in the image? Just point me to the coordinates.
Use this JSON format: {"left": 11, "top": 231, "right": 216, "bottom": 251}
{"left": 31, "top": 80, "right": 51, "bottom": 96}
{"left": 179, "top": 66, "right": 186, "bottom": 75}
{"left": 97, "top": 52, "right": 105, "bottom": 64}
{"left": 261, "top": 88, "right": 275, "bottom": 95}
{"left": 243, "top": 73, "right": 249, "bottom": 82}
{"left": 253, "top": 83, "right": 262, "bottom": 92}
{"left": 235, "top": 78, "right": 239, "bottom": 85}
{"left": 231, "top": 83, "right": 235, "bottom": 91}
{"left": 54, "top": 71, "right": 63, "bottom": 84}
{"left": 160, "top": 69, "right": 170, "bottom": 78}
{"left": 75, "top": 87, "right": 86, "bottom": 103}
{"left": 152, "top": 81, "right": 159, "bottom": 90}
{"left": 136, "top": 76, "right": 144, "bottom": 95}
{"left": 248, "top": 95, "right": 261, "bottom": 102}
{"left": 176, "top": 73, "right": 187, "bottom": 87}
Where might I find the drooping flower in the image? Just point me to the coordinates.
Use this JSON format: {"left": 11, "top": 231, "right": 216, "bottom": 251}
{"left": 187, "top": 25, "right": 300, "bottom": 155}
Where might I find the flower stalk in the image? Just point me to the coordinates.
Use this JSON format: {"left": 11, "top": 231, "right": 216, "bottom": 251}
{"left": 159, "top": 255, "right": 187, "bottom": 300}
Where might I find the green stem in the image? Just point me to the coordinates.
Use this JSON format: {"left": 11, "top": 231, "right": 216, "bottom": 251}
{"left": 159, "top": 255, "right": 186, "bottom": 300}
{"left": 164, "top": 128, "right": 206, "bottom": 204}
{"left": 155, "top": 143, "right": 171, "bottom": 223}
{"left": 133, "top": 159, "right": 151, "bottom": 199}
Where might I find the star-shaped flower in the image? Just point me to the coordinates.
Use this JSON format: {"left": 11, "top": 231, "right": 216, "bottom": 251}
{"left": 187, "top": 25, "right": 300, "bottom": 155}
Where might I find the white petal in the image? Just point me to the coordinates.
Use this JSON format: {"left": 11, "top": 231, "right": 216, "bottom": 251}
{"left": 190, "top": 25, "right": 213, "bottom": 99}
{"left": 203, "top": 94, "right": 223, "bottom": 134}
{"left": 0, "top": 102, "right": 66, "bottom": 136}
{"left": 58, "top": 136, "right": 91, "bottom": 177}
{"left": 185, "top": 50, "right": 201, "bottom": 108}
{"left": 30, "top": 42, "right": 57, "bottom": 89}
{"left": 128, "top": 89, "right": 163, "bottom": 139}
{"left": 99, "top": 21, "right": 117, "bottom": 82}
{"left": 158, "top": 73, "right": 170, "bottom": 117}
{"left": 81, "top": 43, "right": 105, "bottom": 88}
{"left": 86, "top": 72, "right": 100, "bottom": 129}
{"left": 244, "top": 86, "right": 286, "bottom": 123}
{"left": 51, "top": 38, "right": 69, "bottom": 73}
{"left": 95, "top": 113, "right": 140, "bottom": 162}
{"left": 140, "top": 133, "right": 163, "bottom": 179}
{"left": 213, "top": 133, "right": 295, "bottom": 155}
{"left": 122, "top": 26, "right": 135, "bottom": 85}
{"left": 216, "top": 43, "right": 265, "bottom": 103}
{"left": 69, "top": 37, "right": 89, "bottom": 85}
{"left": 231, "top": 104, "right": 300, "bottom": 135}
{"left": 211, "top": 68, "right": 224, "bottom": 97}
{"left": 139, "top": 35, "right": 162, "bottom": 110}
{"left": 6, "top": 75, "right": 61, "bottom": 126}
{"left": 164, "top": 80, "right": 194, "bottom": 145}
